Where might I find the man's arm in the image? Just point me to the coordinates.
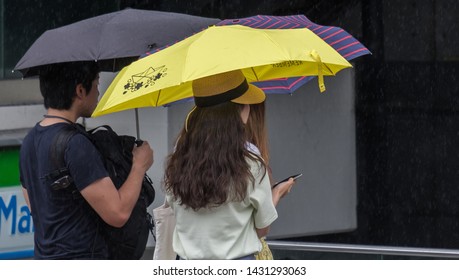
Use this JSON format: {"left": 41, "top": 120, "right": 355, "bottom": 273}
{"left": 22, "top": 187, "right": 31, "bottom": 210}
{"left": 81, "top": 141, "right": 154, "bottom": 227}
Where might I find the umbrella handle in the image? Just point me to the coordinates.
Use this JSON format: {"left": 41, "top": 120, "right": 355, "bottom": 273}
{"left": 135, "top": 140, "right": 144, "bottom": 147}
{"left": 135, "top": 108, "right": 141, "bottom": 140}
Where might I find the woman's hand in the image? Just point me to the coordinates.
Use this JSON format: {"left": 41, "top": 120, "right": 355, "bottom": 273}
{"left": 272, "top": 178, "right": 295, "bottom": 206}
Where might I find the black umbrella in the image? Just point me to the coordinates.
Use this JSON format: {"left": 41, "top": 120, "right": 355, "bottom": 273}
{"left": 14, "top": 8, "right": 220, "bottom": 77}
{"left": 14, "top": 8, "right": 219, "bottom": 139}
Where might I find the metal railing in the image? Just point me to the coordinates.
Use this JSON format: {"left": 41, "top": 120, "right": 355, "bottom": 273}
{"left": 266, "top": 240, "right": 459, "bottom": 259}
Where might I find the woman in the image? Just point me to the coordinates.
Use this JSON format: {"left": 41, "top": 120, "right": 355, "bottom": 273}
{"left": 246, "top": 101, "right": 271, "bottom": 174}
{"left": 246, "top": 101, "right": 275, "bottom": 260}
{"left": 164, "top": 70, "right": 292, "bottom": 259}
{"left": 247, "top": 101, "right": 298, "bottom": 260}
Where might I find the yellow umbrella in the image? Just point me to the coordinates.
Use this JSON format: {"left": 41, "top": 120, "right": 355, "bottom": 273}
{"left": 92, "top": 24, "right": 352, "bottom": 117}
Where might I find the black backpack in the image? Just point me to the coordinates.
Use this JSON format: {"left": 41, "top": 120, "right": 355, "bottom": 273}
{"left": 48, "top": 123, "right": 155, "bottom": 259}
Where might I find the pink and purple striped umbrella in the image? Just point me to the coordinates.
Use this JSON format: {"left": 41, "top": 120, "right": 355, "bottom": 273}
{"left": 217, "top": 14, "right": 371, "bottom": 94}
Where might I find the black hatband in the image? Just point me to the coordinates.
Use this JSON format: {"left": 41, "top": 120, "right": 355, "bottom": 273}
{"left": 194, "top": 79, "right": 249, "bottom": 107}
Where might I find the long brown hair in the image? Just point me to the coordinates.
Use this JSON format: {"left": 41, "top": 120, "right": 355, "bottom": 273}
{"left": 246, "top": 101, "right": 275, "bottom": 185}
{"left": 246, "top": 102, "right": 269, "bottom": 164}
{"left": 164, "top": 102, "right": 265, "bottom": 210}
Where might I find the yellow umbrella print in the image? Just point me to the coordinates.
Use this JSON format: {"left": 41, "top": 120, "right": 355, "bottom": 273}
{"left": 92, "top": 24, "right": 352, "bottom": 117}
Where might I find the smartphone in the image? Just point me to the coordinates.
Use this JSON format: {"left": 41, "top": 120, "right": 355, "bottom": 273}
{"left": 272, "top": 173, "right": 302, "bottom": 188}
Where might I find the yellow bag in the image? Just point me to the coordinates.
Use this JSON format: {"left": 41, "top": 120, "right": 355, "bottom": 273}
{"left": 255, "top": 238, "right": 273, "bottom": 260}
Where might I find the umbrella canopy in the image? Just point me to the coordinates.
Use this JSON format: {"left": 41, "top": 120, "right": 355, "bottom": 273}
{"left": 14, "top": 8, "right": 220, "bottom": 77}
{"left": 217, "top": 14, "right": 371, "bottom": 94}
{"left": 92, "top": 24, "right": 352, "bottom": 117}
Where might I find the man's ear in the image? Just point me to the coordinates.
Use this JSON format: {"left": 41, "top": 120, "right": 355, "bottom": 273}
{"left": 75, "top": 84, "right": 86, "bottom": 99}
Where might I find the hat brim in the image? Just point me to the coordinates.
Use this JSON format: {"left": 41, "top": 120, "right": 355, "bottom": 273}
{"left": 231, "top": 84, "right": 266, "bottom": 105}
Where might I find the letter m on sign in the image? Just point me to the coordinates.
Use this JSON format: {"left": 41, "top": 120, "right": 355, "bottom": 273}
{"left": 0, "top": 195, "right": 17, "bottom": 235}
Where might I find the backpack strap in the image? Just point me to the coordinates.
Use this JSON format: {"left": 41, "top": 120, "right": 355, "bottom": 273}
{"left": 46, "top": 124, "right": 87, "bottom": 194}
{"left": 49, "top": 125, "right": 79, "bottom": 170}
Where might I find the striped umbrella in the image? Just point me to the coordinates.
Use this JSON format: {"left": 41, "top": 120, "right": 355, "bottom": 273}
{"left": 217, "top": 14, "right": 371, "bottom": 94}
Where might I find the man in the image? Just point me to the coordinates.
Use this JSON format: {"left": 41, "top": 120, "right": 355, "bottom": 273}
{"left": 19, "top": 61, "right": 154, "bottom": 259}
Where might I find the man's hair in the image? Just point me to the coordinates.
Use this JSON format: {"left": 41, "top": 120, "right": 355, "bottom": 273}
{"left": 39, "top": 61, "right": 100, "bottom": 109}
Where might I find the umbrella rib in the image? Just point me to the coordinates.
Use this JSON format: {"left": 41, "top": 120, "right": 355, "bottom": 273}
{"left": 250, "top": 68, "right": 259, "bottom": 81}
{"left": 155, "top": 89, "right": 161, "bottom": 106}
{"left": 323, "top": 63, "right": 334, "bottom": 75}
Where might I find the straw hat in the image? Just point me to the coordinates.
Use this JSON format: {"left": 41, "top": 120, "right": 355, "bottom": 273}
{"left": 192, "top": 70, "right": 265, "bottom": 107}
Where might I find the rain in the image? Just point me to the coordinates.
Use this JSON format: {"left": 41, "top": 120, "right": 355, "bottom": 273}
{"left": 1, "top": 0, "right": 459, "bottom": 263}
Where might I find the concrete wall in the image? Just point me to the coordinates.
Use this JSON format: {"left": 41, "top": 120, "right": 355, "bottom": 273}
{"left": 266, "top": 70, "right": 357, "bottom": 238}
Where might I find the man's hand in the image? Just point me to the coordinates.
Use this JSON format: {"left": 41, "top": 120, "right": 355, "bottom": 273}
{"left": 132, "top": 140, "right": 154, "bottom": 173}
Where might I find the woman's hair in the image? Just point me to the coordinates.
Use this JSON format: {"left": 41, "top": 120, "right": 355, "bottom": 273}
{"left": 246, "top": 101, "right": 270, "bottom": 164}
{"left": 39, "top": 61, "right": 100, "bottom": 109}
{"left": 164, "top": 102, "right": 265, "bottom": 211}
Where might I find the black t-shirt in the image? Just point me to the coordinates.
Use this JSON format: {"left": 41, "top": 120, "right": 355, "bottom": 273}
{"left": 19, "top": 122, "right": 109, "bottom": 259}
